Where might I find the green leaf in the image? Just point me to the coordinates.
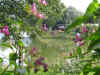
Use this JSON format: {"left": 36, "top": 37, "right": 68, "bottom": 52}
{"left": 18, "top": 40, "right": 24, "bottom": 47}
{"left": 4, "top": 71, "right": 14, "bottom": 75}
{"left": 77, "top": 47, "right": 82, "bottom": 55}
{"left": 87, "top": 72, "right": 95, "bottom": 75}
{"left": 88, "top": 39, "right": 100, "bottom": 50}
{"left": 9, "top": 53, "right": 17, "bottom": 64}
{"left": 86, "top": 27, "right": 100, "bottom": 41}
{"left": 94, "top": 7, "right": 100, "bottom": 16}
{"left": 80, "top": 72, "right": 84, "bottom": 75}
{"left": 93, "top": 66, "right": 100, "bottom": 75}
{"left": 0, "top": 43, "right": 11, "bottom": 48}
{"left": 85, "top": 0, "right": 99, "bottom": 16}
{"left": 87, "top": 33, "right": 100, "bottom": 41}
{"left": 0, "top": 58, "right": 3, "bottom": 63}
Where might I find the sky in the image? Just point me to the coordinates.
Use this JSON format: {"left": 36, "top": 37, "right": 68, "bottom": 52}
{"left": 61, "top": 0, "right": 93, "bottom": 13}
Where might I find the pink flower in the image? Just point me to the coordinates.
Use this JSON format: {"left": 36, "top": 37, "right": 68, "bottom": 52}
{"left": 34, "top": 57, "right": 48, "bottom": 73}
{"left": 29, "top": 47, "right": 38, "bottom": 56}
{"left": 74, "top": 38, "right": 82, "bottom": 42}
{"left": 4, "top": 26, "right": 8, "bottom": 29}
{"left": 76, "top": 41, "right": 84, "bottom": 47}
{"left": 0, "top": 29, "right": 2, "bottom": 33}
{"left": 79, "top": 41, "right": 84, "bottom": 46}
{"left": 31, "top": 3, "right": 37, "bottom": 13}
{"left": 2, "top": 26, "right": 8, "bottom": 32}
{"left": 42, "top": 24, "right": 48, "bottom": 31}
{"left": 82, "top": 26, "right": 88, "bottom": 33}
{"left": 39, "top": 57, "right": 45, "bottom": 61}
{"left": 75, "top": 33, "right": 82, "bottom": 41}
{"left": 75, "top": 33, "right": 80, "bottom": 39}
{"left": 2, "top": 25, "right": 10, "bottom": 36}
{"left": 41, "top": 0, "right": 48, "bottom": 5}
{"left": 35, "top": 60, "right": 43, "bottom": 66}
{"left": 76, "top": 42, "right": 80, "bottom": 47}
{"left": 37, "top": 12, "right": 44, "bottom": 19}
{"left": 77, "top": 38, "right": 82, "bottom": 41}
{"left": 35, "top": 57, "right": 45, "bottom": 66}
{"left": 5, "top": 30, "right": 10, "bottom": 36}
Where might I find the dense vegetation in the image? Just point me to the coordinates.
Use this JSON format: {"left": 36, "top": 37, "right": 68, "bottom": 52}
{"left": 0, "top": 0, "right": 100, "bottom": 75}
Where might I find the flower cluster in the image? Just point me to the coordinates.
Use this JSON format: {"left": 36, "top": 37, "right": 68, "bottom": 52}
{"left": 31, "top": 0, "right": 47, "bottom": 19}
{"left": 29, "top": 47, "right": 48, "bottom": 73}
{"left": 31, "top": 3, "right": 43, "bottom": 19}
{"left": 73, "top": 26, "right": 88, "bottom": 47}
{"left": 0, "top": 25, "right": 10, "bottom": 36}
{"left": 34, "top": 57, "right": 48, "bottom": 73}
{"left": 31, "top": 1, "right": 49, "bottom": 32}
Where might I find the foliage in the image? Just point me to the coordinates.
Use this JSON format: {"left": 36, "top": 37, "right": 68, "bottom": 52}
{"left": 0, "top": 0, "right": 100, "bottom": 75}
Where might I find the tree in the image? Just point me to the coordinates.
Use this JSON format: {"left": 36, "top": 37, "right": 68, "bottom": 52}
{"left": 62, "top": 6, "right": 83, "bottom": 24}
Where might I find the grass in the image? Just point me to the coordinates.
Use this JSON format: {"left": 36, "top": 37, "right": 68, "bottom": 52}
{"left": 30, "top": 31, "right": 76, "bottom": 64}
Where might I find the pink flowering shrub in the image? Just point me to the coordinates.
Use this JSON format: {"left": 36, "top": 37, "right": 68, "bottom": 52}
{"left": 0, "top": 25, "right": 10, "bottom": 36}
